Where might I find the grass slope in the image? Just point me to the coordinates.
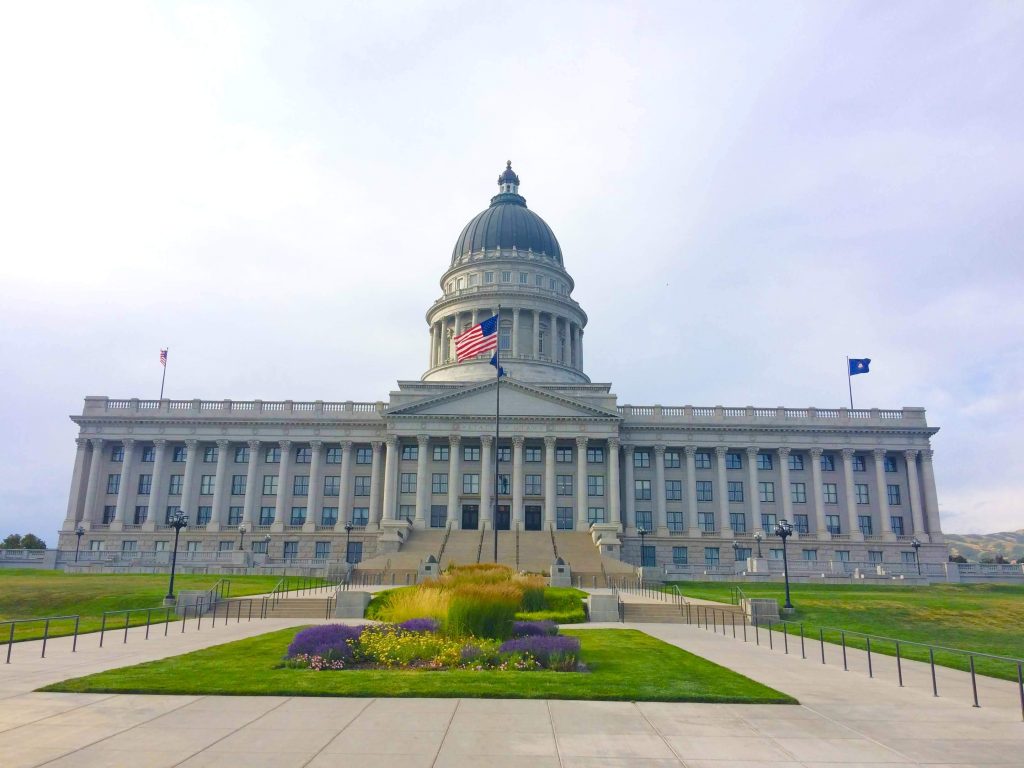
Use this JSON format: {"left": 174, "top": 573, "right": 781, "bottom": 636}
{"left": 667, "top": 581, "right": 1024, "bottom": 680}
{"left": 0, "top": 569, "right": 303, "bottom": 642}
{"left": 41, "top": 626, "right": 795, "bottom": 703}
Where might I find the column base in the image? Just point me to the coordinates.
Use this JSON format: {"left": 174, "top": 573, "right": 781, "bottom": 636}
{"left": 718, "top": 527, "right": 733, "bottom": 538}
{"left": 61, "top": 519, "right": 78, "bottom": 532}
{"left": 882, "top": 532, "right": 897, "bottom": 542}
{"left": 271, "top": 521, "right": 285, "bottom": 533}
{"left": 206, "top": 522, "right": 221, "bottom": 533}
{"left": 142, "top": 520, "right": 156, "bottom": 532}
{"left": 301, "top": 522, "right": 315, "bottom": 533}
{"left": 109, "top": 520, "right": 124, "bottom": 531}
{"left": 380, "top": 518, "right": 412, "bottom": 546}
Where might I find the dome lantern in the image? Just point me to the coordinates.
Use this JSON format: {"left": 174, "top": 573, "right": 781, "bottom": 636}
{"left": 497, "top": 160, "right": 520, "bottom": 194}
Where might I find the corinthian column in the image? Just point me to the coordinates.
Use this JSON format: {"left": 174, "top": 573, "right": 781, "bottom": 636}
{"left": 179, "top": 440, "right": 200, "bottom": 525}
{"left": 544, "top": 437, "right": 557, "bottom": 529}
{"left": 368, "top": 440, "right": 384, "bottom": 529}
{"left": 744, "top": 447, "right": 759, "bottom": 535}
{"left": 512, "top": 436, "right": 525, "bottom": 528}
{"left": 111, "top": 439, "right": 136, "bottom": 530}
{"left": 623, "top": 444, "right": 635, "bottom": 531}
{"left": 874, "top": 449, "right": 894, "bottom": 540}
{"left": 447, "top": 435, "right": 461, "bottom": 529}
{"left": 685, "top": 446, "right": 700, "bottom": 537}
{"left": 512, "top": 308, "right": 520, "bottom": 358}
{"left": 654, "top": 445, "right": 668, "bottom": 534}
{"left": 778, "top": 447, "right": 793, "bottom": 526}
{"left": 242, "top": 440, "right": 260, "bottom": 527}
{"left": 304, "top": 441, "right": 323, "bottom": 532}
{"left": 714, "top": 447, "right": 729, "bottom": 534}
{"left": 63, "top": 438, "right": 90, "bottom": 530}
{"left": 336, "top": 441, "right": 353, "bottom": 531}
{"left": 608, "top": 438, "right": 621, "bottom": 526}
{"left": 905, "top": 450, "right": 926, "bottom": 540}
{"left": 271, "top": 441, "right": 291, "bottom": 531}
{"left": 381, "top": 437, "right": 398, "bottom": 522}
{"left": 480, "top": 435, "right": 493, "bottom": 529}
{"left": 209, "top": 439, "right": 230, "bottom": 532}
{"left": 414, "top": 435, "right": 430, "bottom": 529}
{"left": 144, "top": 439, "right": 167, "bottom": 531}
{"left": 920, "top": 449, "right": 943, "bottom": 539}
{"left": 576, "top": 437, "right": 589, "bottom": 528}
{"left": 841, "top": 449, "right": 863, "bottom": 540}
{"left": 810, "top": 448, "right": 827, "bottom": 540}
{"left": 82, "top": 438, "right": 105, "bottom": 528}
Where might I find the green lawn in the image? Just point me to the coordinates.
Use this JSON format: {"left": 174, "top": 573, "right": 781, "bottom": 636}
{"left": 0, "top": 569, "right": 324, "bottom": 642}
{"left": 666, "top": 581, "right": 1024, "bottom": 680}
{"left": 41, "top": 626, "right": 796, "bottom": 703}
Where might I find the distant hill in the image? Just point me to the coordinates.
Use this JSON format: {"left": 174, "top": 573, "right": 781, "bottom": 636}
{"left": 946, "top": 530, "right": 1024, "bottom": 563}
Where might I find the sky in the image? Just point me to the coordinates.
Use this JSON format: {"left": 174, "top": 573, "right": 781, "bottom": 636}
{"left": 1, "top": 1, "right": 1022, "bottom": 540}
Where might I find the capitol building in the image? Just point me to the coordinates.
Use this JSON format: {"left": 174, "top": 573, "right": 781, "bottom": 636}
{"left": 58, "top": 163, "right": 946, "bottom": 578}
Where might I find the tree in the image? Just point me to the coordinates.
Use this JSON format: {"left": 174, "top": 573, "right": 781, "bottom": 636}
{"left": 993, "top": 554, "right": 1009, "bottom": 565}
{"left": 20, "top": 533, "right": 47, "bottom": 550}
{"left": 948, "top": 553, "right": 968, "bottom": 563}
{"left": 0, "top": 533, "right": 22, "bottom": 549}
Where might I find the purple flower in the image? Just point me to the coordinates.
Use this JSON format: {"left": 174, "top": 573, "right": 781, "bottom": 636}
{"left": 460, "top": 644, "right": 483, "bottom": 663}
{"left": 287, "top": 624, "right": 364, "bottom": 660}
{"left": 398, "top": 618, "right": 440, "bottom": 633}
{"left": 498, "top": 634, "right": 581, "bottom": 670}
{"left": 512, "top": 620, "right": 558, "bottom": 637}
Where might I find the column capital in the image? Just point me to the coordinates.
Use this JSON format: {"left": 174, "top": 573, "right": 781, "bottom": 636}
{"left": 512, "top": 307, "right": 520, "bottom": 317}
{"left": 247, "top": 439, "right": 260, "bottom": 450}
{"left": 653, "top": 444, "right": 666, "bottom": 456}
{"left": 89, "top": 437, "right": 105, "bottom": 448}
{"left": 744, "top": 446, "right": 758, "bottom": 457}
{"left": 384, "top": 435, "right": 398, "bottom": 449}
{"left": 216, "top": 438, "right": 230, "bottom": 449}
{"left": 371, "top": 440, "right": 384, "bottom": 451}
{"left": 608, "top": 437, "right": 620, "bottom": 451}
{"left": 512, "top": 436, "right": 526, "bottom": 447}
{"left": 123, "top": 437, "right": 136, "bottom": 448}
{"left": 184, "top": 438, "right": 199, "bottom": 449}
{"left": 417, "top": 434, "right": 430, "bottom": 447}
{"left": 777, "top": 446, "right": 791, "bottom": 458}
{"left": 809, "top": 447, "right": 824, "bottom": 458}
{"left": 841, "top": 448, "right": 856, "bottom": 459}
{"left": 921, "top": 448, "right": 934, "bottom": 461}
{"left": 480, "top": 434, "right": 493, "bottom": 446}
{"left": 153, "top": 438, "right": 167, "bottom": 447}
{"left": 448, "top": 434, "right": 461, "bottom": 448}
{"left": 575, "top": 436, "right": 588, "bottom": 449}
{"left": 342, "top": 440, "right": 354, "bottom": 451}
{"left": 872, "top": 448, "right": 886, "bottom": 460}
{"left": 684, "top": 445, "right": 697, "bottom": 457}
{"left": 544, "top": 436, "right": 557, "bottom": 448}
{"left": 621, "top": 443, "right": 635, "bottom": 455}
{"left": 75, "top": 437, "right": 89, "bottom": 448}
{"left": 309, "top": 440, "right": 323, "bottom": 450}
{"left": 904, "top": 449, "right": 919, "bottom": 461}
{"left": 278, "top": 439, "right": 292, "bottom": 450}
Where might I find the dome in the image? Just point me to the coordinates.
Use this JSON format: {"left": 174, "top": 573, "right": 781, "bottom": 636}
{"left": 450, "top": 162, "right": 563, "bottom": 267}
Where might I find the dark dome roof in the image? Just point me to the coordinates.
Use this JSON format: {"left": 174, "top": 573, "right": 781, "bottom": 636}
{"left": 451, "top": 163, "right": 563, "bottom": 266}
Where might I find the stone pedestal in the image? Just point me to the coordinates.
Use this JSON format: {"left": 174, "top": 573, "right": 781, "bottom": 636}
{"left": 334, "top": 591, "right": 371, "bottom": 618}
{"left": 586, "top": 591, "right": 619, "bottom": 623}
{"left": 378, "top": 519, "right": 412, "bottom": 553}
{"left": 419, "top": 555, "right": 440, "bottom": 582}
{"left": 741, "top": 597, "right": 779, "bottom": 625}
{"left": 746, "top": 556, "right": 769, "bottom": 573}
{"left": 550, "top": 557, "right": 571, "bottom": 587}
{"left": 591, "top": 523, "right": 621, "bottom": 558}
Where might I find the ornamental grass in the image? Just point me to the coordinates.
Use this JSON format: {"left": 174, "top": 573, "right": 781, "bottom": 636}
{"left": 374, "top": 585, "right": 450, "bottom": 625}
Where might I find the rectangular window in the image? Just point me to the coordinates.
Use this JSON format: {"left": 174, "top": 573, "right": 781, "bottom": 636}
{"left": 855, "top": 483, "right": 870, "bottom": 504}
{"left": 704, "top": 547, "right": 720, "bottom": 566}
{"left": 137, "top": 474, "right": 152, "bottom": 495}
{"left": 352, "top": 507, "right": 369, "bottom": 526}
{"left": 735, "top": 547, "right": 752, "bottom": 560}
{"left": 788, "top": 453, "right": 804, "bottom": 471}
{"left": 836, "top": 550, "right": 850, "bottom": 562}
{"left": 401, "top": 444, "right": 418, "bottom": 461}
{"left": 587, "top": 447, "right": 605, "bottom": 464}
{"left": 228, "top": 507, "right": 243, "bottom": 525}
{"left": 262, "top": 475, "right": 278, "bottom": 495}
{"left": 524, "top": 474, "right": 542, "bottom": 495}
{"left": 234, "top": 446, "right": 249, "bottom": 463}
{"left": 891, "top": 515, "right": 905, "bottom": 535}
{"left": 496, "top": 446, "right": 511, "bottom": 462}
{"left": 283, "top": 541, "right": 299, "bottom": 561}
{"left": 694, "top": 451, "right": 712, "bottom": 469}
{"left": 141, "top": 446, "right": 155, "bottom": 463}
{"left": 321, "top": 507, "right": 338, "bottom": 526}
{"left": 759, "top": 481, "right": 775, "bottom": 503}
{"left": 525, "top": 447, "right": 541, "bottom": 462}
{"left": 121, "top": 540, "right": 136, "bottom": 552}
{"left": 89, "top": 540, "right": 102, "bottom": 551}
{"left": 664, "top": 449, "right": 680, "bottom": 469}
{"left": 432, "top": 445, "right": 449, "bottom": 461}
{"left": 823, "top": 483, "right": 838, "bottom": 504}
{"left": 111, "top": 445, "right": 124, "bottom": 462}
{"left": 251, "top": 540, "right": 268, "bottom": 554}
{"left": 196, "top": 506, "right": 212, "bottom": 525}
{"left": 356, "top": 447, "right": 372, "bottom": 464}
{"left": 757, "top": 453, "right": 773, "bottom": 471}
{"left": 314, "top": 541, "right": 331, "bottom": 560}
{"left": 868, "top": 550, "right": 883, "bottom": 563}
{"left": 289, "top": 507, "right": 307, "bottom": 525}
{"left": 172, "top": 446, "right": 187, "bottom": 463}
{"left": 231, "top": 475, "right": 246, "bottom": 495}
{"left": 629, "top": 510, "right": 651, "bottom": 532}
{"left": 727, "top": 481, "right": 744, "bottom": 502}
{"left": 347, "top": 541, "right": 363, "bottom": 564}
{"left": 770, "top": 548, "right": 784, "bottom": 560}
{"left": 589, "top": 475, "right": 606, "bottom": 497}
{"left": 587, "top": 507, "right": 605, "bottom": 525}
{"left": 557, "top": 475, "right": 574, "bottom": 495}
{"left": 730, "top": 512, "right": 747, "bottom": 532}
{"left": 203, "top": 446, "right": 217, "bottom": 463}
{"left": 639, "top": 544, "right": 655, "bottom": 567}
{"left": 791, "top": 482, "right": 807, "bottom": 504}
{"left": 497, "top": 474, "right": 510, "bottom": 495}
{"left": 803, "top": 549, "right": 818, "bottom": 561}
{"left": 697, "top": 511, "right": 715, "bottom": 532}
{"left": 887, "top": 484, "right": 902, "bottom": 505}
{"left": 901, "top": 550, "right": 916, "bottom": 564}
{"left": 821, "top": 454, "right": 835, "bottom": 471}
{"left": 264, "top": 447, "right": 280, "bottom": 463}
{"left": 633, "top": 450, "right": 651, "bottom": 468}
{"left": 696, "top": 480, "right": 713, "bottom": 502}
{"left": 102, "top": 505, "right": 116, "bottom": 523}
{"left": 761, "top": 513, "right": 777, "bottom": 532}
{"left": 323, "top": 476, "right": 340, "bottom": 497}
{"left": 665, "top": 479, "right": 681, "bottom": 501}
{"left": 556, "top": 507, "right": 574, "bottom": 530}
{"left": 826, "top": 514, "right": 841, "bottom": 535}
{"left": 852, "top": 455, "right": 866, "bottom": 472}
{"left": 199, "top": 475, "right": 215, "bottom": 495}
{"left": 535, "top": 273, "right": 543, "bottom": 287}
{"left": 725, "top": 452, "right": 742, "bottom": 470}
{"left": 794, "top": 514, "right": 809, "bottom": 534}
{"left": 324, "top": 447, "right": 341, "bottom": 464}
{"left": 667, "top": 511, "right": 684, "bottom": 532}
{"left": 468, "top": 274, "right": 478, "bottom": 287}
{"left": 106, "top": 474, "right": 120, "bottom": 495}
{"left": 858, "top": 515, "right": 873, "bottom": 536}
{"left": 430, "top": 505, "right": 447, "bottom": 528}
{"left": 556, "top": 447, "right": 573, "bottom": 463}
{"left": 501, "top": 270, "right": 512, "bottom": 282}
{"left": 259, "top": 507, "right": 275, "bottom": 525}
{"left": 463, "top": 446, "right": 480, "bottom": 462}
{"left": 400, "top": 473, "right": 416, "bottom": 494}
{"left": 164, "top": 505, "right": 181, "bottom": 524}
{"left": 432, "top": 473, "right": 448, "bottom": 494}
{"left": 634, "top": 479, "right": 651, "bottom": 500}
{"left": 884, "top": 456, "right": 897, "bottom": 472}
{"left": 672, "top": 546, "right": 688, "bottom": 565}
{"left": 484, "top": 271, "right": 494, "bottom": 284}
{"left": 398, "top": 505, "right": 414, "bottom": 521}
{"left": 519, "top": 271, "right": 528, "bottom": 284}
{"left": 168, "top": 475, "right": 183, "bottom": 495}
{"left": 133, "top": 506, "right": 148, "bottom": 524}
{"left": 463, "top": 473, "right": 479, "bottom": 494}
{"left": 353, "top": 476, "right": 370, "bottom": 496}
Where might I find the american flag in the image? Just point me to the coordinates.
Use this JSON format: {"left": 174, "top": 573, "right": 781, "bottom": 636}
{"left": 159, "top": 349, "right": 168, "bottom": 367}
{"left": 454, "top": 316, "right": 498, "bottom": 362}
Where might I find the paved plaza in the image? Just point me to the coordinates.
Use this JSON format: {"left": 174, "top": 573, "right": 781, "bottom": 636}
{"left": 1, "top": 606, "right": 1022, "bottom": 767}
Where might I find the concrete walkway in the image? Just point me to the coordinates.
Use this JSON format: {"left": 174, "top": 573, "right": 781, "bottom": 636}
{"left": 0, "top": 614, "right": 1021, "bottom": 766}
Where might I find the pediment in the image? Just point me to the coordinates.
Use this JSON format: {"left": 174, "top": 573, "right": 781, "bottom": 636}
{"left": 388, "top": 380, "right": 619, "bottom": 420}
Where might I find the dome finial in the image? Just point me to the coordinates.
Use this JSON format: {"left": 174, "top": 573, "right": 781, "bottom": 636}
{"left": 497, "top": 160, "right": 520, "bottom": 192}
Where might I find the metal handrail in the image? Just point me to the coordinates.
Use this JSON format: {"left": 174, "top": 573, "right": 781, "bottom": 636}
{"left": 2, "top": 615, "right": 81, "bottom": 662}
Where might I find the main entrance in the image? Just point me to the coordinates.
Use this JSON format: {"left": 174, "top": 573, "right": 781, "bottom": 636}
{"left": 524, "top": 505, "right": 543, "bottom": 531}
{"left": 495, "top": 505, "right": 510, "bottom": 530}
{"left": 461, "top": 504, "right": 479, "bottom": 530}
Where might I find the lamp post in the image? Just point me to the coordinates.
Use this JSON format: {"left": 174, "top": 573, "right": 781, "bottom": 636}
{"left": 732, "top": 540, "right": 741, "bottom": 563}
{"left": 912, "top": 538, "right": 922, "bottom": 576}
{"left": 344, "top": 522, "right": 354, "bottom": 564}
{"left": 753, "top": 530, "right": 764, "bottom": 558}
{"left": 263, "top": 534, "right": 271, "bottom": 558}
{"left": 74, "top": 525, "right": 85, "bottom": 562}
{"left": 237, "top": 523, "right": 247, "bottom": 551}
{"left": 774, "top": 518, "right": 794, "bottom": 610}
{"left": 165, "top": 510, "right": 189, "bottom": 602}
{"left": 637, "top": 527, "right": 649, "bottom": 568}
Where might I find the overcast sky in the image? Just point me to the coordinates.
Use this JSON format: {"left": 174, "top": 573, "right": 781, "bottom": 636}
{"left": 1, "top": 1, "right": 1022, "bottom": 540}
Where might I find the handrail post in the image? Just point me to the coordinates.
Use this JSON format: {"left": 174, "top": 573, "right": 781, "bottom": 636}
{"left": 99, "top": 614, "right": 107, "bottom": 647}
{"left": 6, "top": 622, "right": 14, "bottom": 663}
{"left": 783, "top": 623, "right": 788, "bottom": 654}
{"left": 123, "top": 612, "right": 130, "bottom": 644}
{"left": 799, "top": 623, "right": 805, "bottom": 659}
{"left": 1017, "top": 663, "right": 1023, "bottom": 722}
{"left": 819, "top": 628, "right": 825, "bottom": 664}
{"left": 896, "top": 640, "right": 903, "bottom": 686}
{"left": 841, "top": 631, "right": 847, "bottom": 670}
{"left": 73, "top": 616, "right": 80, "bottom": 652}
{"left": 755, "top": 620, "right": 759, "bottom": 646}
{"left": 866, "top": 637, "right": 872, "bottom": 677}
{"left": 41, "top": 619, "right": 50, "bottom": 658}
{"left": 969, "top": 655, "right": 980, "bottom": 707}
{"left": 164, "top": 607, "right": 170, "bottom": 636}
{"left": 145, "top": 609, "right": 152, "bottom": 640}
{"left": 768, "top": 622, "right": 773, "bottom": 650}
{"left": 929, "top": 647, "right": 938, "bottom": 696}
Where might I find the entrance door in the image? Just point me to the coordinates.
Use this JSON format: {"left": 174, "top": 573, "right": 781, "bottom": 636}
{"left": 462, "top": 504, "right": 479, "bottom": 530}
{"left": 495, "top": 505, "right": 510, "bottom": 530}
{"left": 524, "top": 505, "right": 542, "bottom": 531}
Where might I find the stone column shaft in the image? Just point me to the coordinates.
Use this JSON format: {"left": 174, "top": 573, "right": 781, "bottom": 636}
{"left": 242, "top": 440, "right": 260, "bottom": 527}
{"left": 745, "top": 448, "right": 760, "bottom": 534}
{"left": 415, "top": 435, "right": 430, "bottom": 528}
{"left": 544, "top": 437, "right": 557, "bottom": 529}
{"left": 64, "top": 438, "right": 90, "bottom": 529}
{"left": 209, "top": 439, "right": 230, "bottom": 531}
{"left": 905, "top": 450, "right": 926, "bottom": 538}
{"left": 654, "top": 445, "right": 668, "bottom": 534}
{"left": 576, "top": 437, "right": 589, "bottom": 527}
{"left": 480, "top": 435, "right": 493, "bottom": 528}
{"left": 368, "top": 440, "right": 384, "bottom": 529}
{"left": 447, "top": 436, "right": 461, "bottom": 529}
{"left": 336, "top": 441, "right": 353, "bottom": 531}
{"left": 145, "top": 439, "right": 168, "bottom": 531}
{"left": 533, "top": 311, "right": 541, "bottom": 359}
{"left": 685, "top": 446, "right": 700, "bottom": 536}
{"left": 381, "top": 437, "right": 398, "bottom": 522}
{"left": 810, "top": 448, "right": 827, "bottom": 539}
{"left": 841, "top": 449, "right": 863, "bottom": 540}
{"left": 112, "top": 439, "right": 136, "bottom": 529}
{"left": 623, "top": 445, "right": 636, "bottom": 530}
{"left": 272, "top": 441, "right": 291, "bottom": 531}
{"left": 512, "top": 308, "right": 520, "bottom": 358}
{"left": 874, "top": 449, "right": 894, "bottom": 539}
{"left": 82, "top": 438, "right": 105, "bottom": 526}
{"left": 512, "top": 436, "right": 525, "bottom": 527}
{"left": 778, "top": 447, "right": 793, "bottom": 523}
{"left": 608, "top": 438, "right": 621, "bottom": 526}
{"left": 921, "top": 449, "right": 942, "bottom": 538}
{"left": 304, "top": 441, "right": 323, "bottom": 532}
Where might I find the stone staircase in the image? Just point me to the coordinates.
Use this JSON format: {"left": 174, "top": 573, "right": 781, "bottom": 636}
{"left": 222, "top": 595, "right": 337, "bottom": 619}
{"left": 439, "top": 528, "right": 486, "bottom": 569}
{"left": 621, "top": 600, "right": 743, "bottom": 624}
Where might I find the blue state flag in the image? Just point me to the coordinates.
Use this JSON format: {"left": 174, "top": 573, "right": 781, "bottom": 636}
{"left": 490, "top": 353, "right": 505, "bottom": 377}
{"left": 849, "top": 358, "right": 871, "bottom": 376}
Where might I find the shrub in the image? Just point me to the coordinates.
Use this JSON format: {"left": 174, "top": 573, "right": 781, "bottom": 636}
{"left": 447, "top": 584, "right": 519, "bottom": 639}
{"left": 398, "top": 617, "right": 440, "bottom": 633}
{"left": 512, "top": 620, "right": 558, "bottom": 637}
{"left": 499, "top": 635, "right": 581, "bottom": 671}
{"left": 519, "top": 575, "right": 547, "bottom": 612}
{"left": 286, "top": 624, "right": 363, "bottom": 661}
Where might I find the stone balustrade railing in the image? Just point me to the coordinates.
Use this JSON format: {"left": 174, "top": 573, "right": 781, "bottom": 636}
{"left": 86, "top": 397, "right": 388, "bottom": 417}
{"left": 617, "top": 404, "right": 927, "bottom": 426}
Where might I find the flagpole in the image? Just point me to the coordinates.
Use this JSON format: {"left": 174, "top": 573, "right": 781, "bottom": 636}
{"left": 493, "top": 306, "right": 501, "bottom": 563}
{"left": 159, "top": 349, "right": 168, "bottom": 400}
{"left": 846, "top": 356, "right": 853, "bottom": 409}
